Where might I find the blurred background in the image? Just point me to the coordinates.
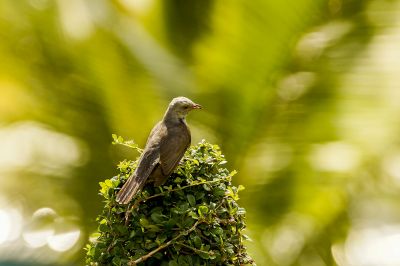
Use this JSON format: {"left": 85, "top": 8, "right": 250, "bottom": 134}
{"left": 1, "top": 0, "right": 400, "bottom": 265}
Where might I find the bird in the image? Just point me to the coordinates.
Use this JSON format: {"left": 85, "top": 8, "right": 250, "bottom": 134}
{"left": 116, "top": 97, "right": 201, "bottom": 204}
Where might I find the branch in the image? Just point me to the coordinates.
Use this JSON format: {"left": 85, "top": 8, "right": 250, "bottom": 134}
{"left": 115, "top": 142, "right": 143, "bottom": 153}
{"left": 127, "top": 175, "right": 233, "bottom": 215}
{"left": 128, "top": 221, "right": 201, "bottom": 265}
{"left": 147, "top": 177, "right": 230, "bottom": 200}
{"left": 176, "top": 242, "right": 212, "bottom": 256}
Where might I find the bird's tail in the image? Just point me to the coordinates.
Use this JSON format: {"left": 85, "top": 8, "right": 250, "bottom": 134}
{"left": 116, "top": 174, "right": 143, "bottom": 204}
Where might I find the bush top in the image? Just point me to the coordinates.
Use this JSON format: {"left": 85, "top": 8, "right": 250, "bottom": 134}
{"left": 86, "top": 139, "right": 255, "bottom": 266}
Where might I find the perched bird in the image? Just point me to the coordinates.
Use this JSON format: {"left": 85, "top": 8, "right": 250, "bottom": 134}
{"left": 116, "top": 97, "right": 201, "bottom": 204}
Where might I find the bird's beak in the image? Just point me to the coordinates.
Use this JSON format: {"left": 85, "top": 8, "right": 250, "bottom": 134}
{"left": 192, "top": 103, "right": 202, "bottom": 109}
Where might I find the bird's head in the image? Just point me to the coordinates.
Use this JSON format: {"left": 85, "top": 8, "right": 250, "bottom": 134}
{"left": 166, "top": 96, "right": 201, "bottom": 120}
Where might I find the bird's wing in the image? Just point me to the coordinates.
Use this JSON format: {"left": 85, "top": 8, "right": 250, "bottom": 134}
{"left": 116, "top": 122, "right": 164, "bottom": 204}
{"left": 159, "top": 124, "right": 191, "bottom": 177}
{"left": 116, "top": 148, "right": 159, "bottom": 204}
{"left": 134, "top": 121, "right": 165, "bottom": 179}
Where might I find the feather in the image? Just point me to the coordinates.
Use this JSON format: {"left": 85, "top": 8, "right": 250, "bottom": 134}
{"left": 155, "top": 123, "right": 190, "bottom": 185}
{"left": 116, "top": 97, "right": 200, "bottom": 204}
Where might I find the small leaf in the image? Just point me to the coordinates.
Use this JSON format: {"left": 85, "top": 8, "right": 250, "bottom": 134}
{"left": 174, "top": 177, "right": 183, "bottom": 183}
{"left": 156, "top": 234, "right": 167, "bottom": 245}
{"left": 213, "top": 187, "right": 225, "bottom": 197}
{"left": 237, "top": 207, "right": 246, "bottom": 215}
{"left": 112, "top": 256, "right": 121, "bottom": 265}
{"left": 151, "top": 213, "right": 165, "bottom": 224}
{"left": 169, "top": 260, "right": 179, "bottom": 266}
{"left": 211, "top": 227, "right": 223, "bottom": 236}
{"left": 129, "top": 230, "right": 136, "bottom": 238}
{"left": 139, "top": 218, "right": 149, "bottom": 227}
{"left": 193, "top": 235, "right": 202, "bottom": 248}
{"left": 188, "top": 211, "right": 199, "bottom": 219}
{"left": 196, "top": 250, "right": 210, "bottom": 259}
{"left": 187, "top": 194, "right": 196, "bottom": 207}
{"left": 203, "top": 184, "right": 211, "bottom": 191}
{"left": 178, "top": 202, "right": 189, "bottom": 213}
{"left": 195, "top": 192, "right": 205, "bottom": 200}
{"left": 198, "top": 206, "right": 209, "bottom": 217}
{"left": 182, "top": 217, "right": 195, "bottom": 227}
{"left": 178, "top": 255, "right": 193, "bottom": 266}
{"left": 146, "top": 225, "right": 161, "bottom": 232}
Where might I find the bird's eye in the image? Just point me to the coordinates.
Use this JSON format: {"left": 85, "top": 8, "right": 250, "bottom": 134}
{"left": 184, "top": 105, "right": 189, "bottom": 109}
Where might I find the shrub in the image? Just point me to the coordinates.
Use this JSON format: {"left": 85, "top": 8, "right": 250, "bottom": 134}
{"left": 85, "top": 138, "right": 254, "bottom": 266}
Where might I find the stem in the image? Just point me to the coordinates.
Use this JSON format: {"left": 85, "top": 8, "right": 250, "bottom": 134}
{"left": 113, "top": 141, "right": 143, "bottom": 153}
{"left": 176, "top": 242, "right": 211, "bottom": 255}
{"left": 119, "top": 143, "right": 143, "bottom": 152}
{"left": 128, "top": 221, "right": 201, "bottom": 265}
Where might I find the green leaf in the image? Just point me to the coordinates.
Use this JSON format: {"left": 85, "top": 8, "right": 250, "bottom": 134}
{"left": 147, "top": 224, "right": 161, "bottom": 232}
{"left": 195, "top": 191, "right": 205, "bottom": 200}
{"left": 192, "top": 235, "right": 202, "bottom": 248}
{"left": 237, "top": 207, "right": 246, "bottom": 215}
{"left": 156, "top": 234, "right": 167, "bottom": 245}
{"left": 116, "top": 224, "right": 128, "bottom": 234}
{"left": 174, "top": 177, "right": 183, "bottom": 183}
{"left": 188, "top": 211, "right": 199, "bottom": 219}
{"left": 105, "top": 179, "right": 113, "bottom": 187}
{"left": 139, "top": 218, "right": 149, "bottom": 227}
{"left": 168, "top": 260, "right": 179, "bottom": 266}
{"left": 203, "top": 184, "right": 211, "bottom": 191}
{"left": 151, "top": 212, "right": 165, "bottom": 224}
{"left": 187, "top": 194, "right": 196, "bottom": 206}
{"left": 182, "top": 217, "right": 195, "bottom": 227}
{"left": 178, "top": 202, "right": 189, "bottom": 213}
{"left": 211, "top": 227, "right": 223, "bottom": 236}
{"left": 198, "top": 206, "right": 209, "bottom": 217}
{"left": 178, "top": 255, "right": 193, "bottom": 266}
{"left": 213, "top": 187, "right": 225, "bottom": 197}
{"left": 112, "top": 256, "right": 121, "bottom": 265}
{"left": 165, "top": 218, "right": 178, "bottom": 229}
{"left": 196, "top": 250, "right": 210, "bottom": 259}
{"left": 129, "top": 230, "right": 136, "bottom": 238}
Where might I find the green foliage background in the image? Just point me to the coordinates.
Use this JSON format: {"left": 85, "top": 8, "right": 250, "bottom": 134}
{"left": 1, "top": 0, "right": 400, "bottom": 265}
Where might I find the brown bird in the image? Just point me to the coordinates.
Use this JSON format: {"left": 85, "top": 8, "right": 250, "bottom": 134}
{"left": 116, "top": 97, "right": 201, "bottom": 204}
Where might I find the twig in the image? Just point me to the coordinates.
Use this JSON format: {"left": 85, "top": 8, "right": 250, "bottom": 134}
{"left": 115, "top": 142, "right": 143, "bottom": 153}
{"left": 106, "top": 238, "right": 116, "bottom": 253}
{"left": 128, "top": 221, "right": 201, "bottom": 265}
{"left": 196, "top": 228, "right": 212, "bottom": 243}
{"left": 176, "top": 241, "right": 212, "bottom": 256}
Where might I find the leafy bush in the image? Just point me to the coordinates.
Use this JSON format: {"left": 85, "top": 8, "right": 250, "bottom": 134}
{"left": 85, "top": 138, "right": 254, "bottom": 265}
